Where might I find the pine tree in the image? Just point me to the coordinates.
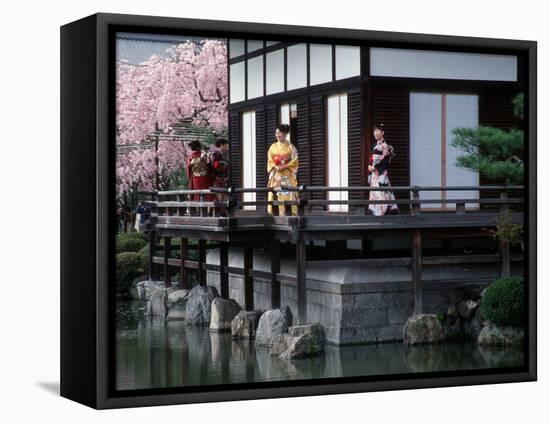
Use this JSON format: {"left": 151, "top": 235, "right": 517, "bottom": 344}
{"left": 451, "top": 93, "right": 524, "bottom": 185}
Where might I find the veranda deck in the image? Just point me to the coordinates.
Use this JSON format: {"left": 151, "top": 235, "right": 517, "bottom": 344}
{"left": 147, "top": 185, "right": 524, "bottom": 324}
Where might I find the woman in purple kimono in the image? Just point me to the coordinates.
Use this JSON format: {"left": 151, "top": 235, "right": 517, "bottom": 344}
{"left": 367, "top": 123, "right": 399, "bottom": 216}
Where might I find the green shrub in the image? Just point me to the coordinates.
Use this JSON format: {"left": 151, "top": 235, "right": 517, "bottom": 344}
{"left": 116, "top": 233, "right": 147, "bottom": 253}
{"left": 480, "top": 277, "right": 524, "bottom": 327}
{"left": 116, "top": 252, "right": 145, "bottom": 297}
{"left": 137, "top": 244, "right": 150, "bottom": 273}
{"left": 118, "top": 231, "right": 148, "bottom": 242}
{"left": 126, "top": 231, "right": 148, "bottom": 242}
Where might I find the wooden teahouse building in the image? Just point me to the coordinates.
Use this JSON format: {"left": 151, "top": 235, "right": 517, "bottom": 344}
{"left": 226, "top": 39, "right": 523, "bottom": 209}
{"left": 146, "top": 37, "right": 525, "bottom": 341}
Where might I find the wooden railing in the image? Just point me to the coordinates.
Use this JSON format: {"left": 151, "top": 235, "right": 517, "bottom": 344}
{"left": 148, "top": 185, "right": 524, "bottom": 218}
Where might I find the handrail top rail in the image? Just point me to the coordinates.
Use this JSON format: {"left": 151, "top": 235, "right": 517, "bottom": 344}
{"left": 156, "top": 184, "right": 524, "bottom": 196}
{"left": 285, "top": 185, "right": 524, "bottom": 192}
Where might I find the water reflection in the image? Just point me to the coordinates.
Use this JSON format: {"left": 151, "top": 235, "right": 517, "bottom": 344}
{"left": 115, "top": 301, "right": 524, "bottom": 391}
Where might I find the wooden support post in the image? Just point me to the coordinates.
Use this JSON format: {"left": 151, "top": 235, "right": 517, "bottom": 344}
{"left": 149, "top": 229, "right": 159, "bottom": 281}
{"left": 183, "top": 193, "right": 189, "bottom": 216}
{"left": 296, "top": 239, "right": 307, "bottom": 325}
{"left": 164, "top": 237, "right": 171, "bottom": 288}
{"left": 270, "top": 239, "right": 281, "bottom": 309}
{"left": 360, "top": 237, "right": 373, "bottom": 258}
{"left": 412, "top": 229, "right": 422, "bottom": 316}
{"left": 284, "top": 202, "right": 292, "bottom": 216}
{"left": 226, "top": 187, "right": 235, "bottom": 218}
{"left": 219, "top": 241, "right": 229, "bottom": 299}
{"left": 499, "top": 192, "right": 511, "bottom": 278}
{"left": 500, "top": 240, "right": 511, "bottom": 278}
{"left": 200, "top": 193, "right": 208, "bottom": 217}
{"left": 243, "top": 245, "right": 254, "bottom": 311}
{"left": 198, "top": 239, "right": 206, "bottom": 286}
{"left": 411, "top": 189, "right": 421, "bottom": 215}
{"left": 179, "top": 237, "right": 189, "bottom": 289}
{"left": 297, "top": 190, "right": 306, "bottom": 217}
{"left": 272, "top": 192, "right": 279, "bottom": 216}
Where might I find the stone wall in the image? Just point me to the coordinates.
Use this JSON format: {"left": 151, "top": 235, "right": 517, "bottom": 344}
{"left": 206, "top": 247, "right": 522, "bottom": 345}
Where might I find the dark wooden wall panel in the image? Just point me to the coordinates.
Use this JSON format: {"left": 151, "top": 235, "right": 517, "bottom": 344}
{"left": 263, "top": 104, "right": 279, "bottom": 195}
{"left": 229, "top": 111, "right": 241, "bottom": 189}
{"left": 296, "top": 99, "right": 310, "bottom": 187}
{"left": 266, "top": 103, "right": 278, "bottom": 141}
{"left": 370, "top": 86, "right": 410, "bottom": 207}
{"left": 347, "top": 89, "right": 363, "bottom": 200}
{"left": 265, "top": 102, "right": 279, "bottom": 173}
{"left": 480, "top": 93, "right": 519, "bottom": 131}
{"left": 309, "top": 95, "right": 326, "bottom": 199}
{"left": 255, "top": 106, "right": 267, "bottom": 200}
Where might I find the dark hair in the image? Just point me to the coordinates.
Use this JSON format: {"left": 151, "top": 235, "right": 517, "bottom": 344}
{"left": 373, "top": 123, "right": 386, "bottom": 133}
{"left": 276, "top": 123, "right": 291, "bottom": 134}
{"left": 215, "top": 138, "right": 228, "bottom": 148}
{"left": 189, "top": 140, "right": 202, "bottom": 151}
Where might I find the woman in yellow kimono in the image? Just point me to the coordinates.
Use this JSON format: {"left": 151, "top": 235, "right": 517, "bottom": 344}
{"left": 267, "top": 124, "right": 299, "bottom": 215}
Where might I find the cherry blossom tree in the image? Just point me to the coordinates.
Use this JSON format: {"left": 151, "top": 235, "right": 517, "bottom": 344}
{"left": 116, "top": 39, "right": 228, "bottom": 195}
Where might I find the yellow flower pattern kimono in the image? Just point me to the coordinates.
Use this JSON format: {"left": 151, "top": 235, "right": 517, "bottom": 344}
{"left": 267, "top": 140, "right": 299, "bottom": 215}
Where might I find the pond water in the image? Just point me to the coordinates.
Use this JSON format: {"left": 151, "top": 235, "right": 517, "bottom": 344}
{"left": 115, "top": 300, "right": 524, "bottom": 391}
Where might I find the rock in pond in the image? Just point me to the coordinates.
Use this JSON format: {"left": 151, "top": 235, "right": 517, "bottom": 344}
{"left": 271, "top": 323, "right": 326, "bottom": 359}
{"left": 477, "top": 323, "right": 524, "bottom": 347}
{"left": 137, "top": 280, "right": 167, "bottom": 301}
{"left": 210, "top": 298, "right": 241, "bottom": 332}
{"left": 231, "top": 311, "right": 262, "bottom": 339}
{"left": 403, "top": 314, "right": 443, "bottom": 346}
{"left": 146, "top": 290, "right": 167, "bottom": 318}
{"left": 255, "top": 306, "right": 293, "bottom": 347}
{"left": 464, "top": 307, "right": 486, "bottom": 340}
{"left": 167, "top": 289, "right": 189, "bottom": 307}
{"left": 185, "top": 285, "right": 219, "bottom": 326}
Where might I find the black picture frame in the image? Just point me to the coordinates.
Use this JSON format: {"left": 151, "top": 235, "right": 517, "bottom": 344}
{"left": 60, "top": 12, "right": 537, "bottom": 409}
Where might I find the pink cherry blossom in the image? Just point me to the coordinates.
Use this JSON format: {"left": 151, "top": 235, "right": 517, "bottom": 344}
{"left": 116, "top": 39, "right": 228, "bottom": 194}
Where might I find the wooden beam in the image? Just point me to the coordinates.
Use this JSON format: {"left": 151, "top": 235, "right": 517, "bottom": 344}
{"left": 180, "top": 237, "right": 190, "bottom": 289}
{"left": 500, "top": 239, "right": 511, "bottom": 278}
{"left": 164, "top": 237, "right": 171, "bottom": 288}
{"left": 270, "top": 239, "right": 281, "bottom": 308}
{"left": 149, "top": 229, "right": 159, "bottom": 281}
{"left": 243, "top": 245, "right": 254, "bottom": 311}
{"left": 156, "top": 216, "right": 227, "bottom": 227}
{"left": 198, "top": 239, "right": 206, "bottom": 286}
{"left": 500, "top": 192, "right": 511, "bottom": 278}
{"left": 219, "top": 241, "right": 229, "bottom": 299}
{"left": 296, "top": 239, "right": 307, "bottom": 325}
{"left": 412, "top": 229, "right": 422, "bottom": 316}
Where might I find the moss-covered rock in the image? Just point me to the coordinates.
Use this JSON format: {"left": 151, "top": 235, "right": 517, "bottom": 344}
{"left": 477, "top": 323, "right": 524, "bottom": 347}
{"left": 403, "top": 314, "right": 443, "bottom": 346}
